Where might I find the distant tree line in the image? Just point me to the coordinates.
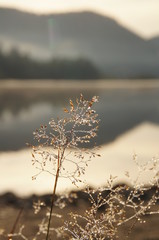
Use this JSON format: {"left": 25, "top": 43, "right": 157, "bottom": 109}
{"left": 0, "top": 48, "right": 101, "bottom": 80}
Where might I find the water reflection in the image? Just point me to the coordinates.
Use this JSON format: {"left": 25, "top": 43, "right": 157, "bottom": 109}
{"left": 1, "top": 80, "right": 159, "bottom": 151}
{"left": 1, "top": 122, "right": 159, "bottom": 196}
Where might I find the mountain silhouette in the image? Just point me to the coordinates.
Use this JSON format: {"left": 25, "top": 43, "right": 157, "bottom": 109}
{"left": 0, "top": 8, "right": 159, "bottom": 78}
{"left": 148, "top": 36, "right": 159, "bottom": 53}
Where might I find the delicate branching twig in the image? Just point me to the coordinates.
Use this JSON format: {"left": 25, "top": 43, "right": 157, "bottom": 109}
{"left": 31, "top": 94, "right": 100, "bottom": 239}
{"left": 63, "top": 157, "right": 159, "bottom": 239}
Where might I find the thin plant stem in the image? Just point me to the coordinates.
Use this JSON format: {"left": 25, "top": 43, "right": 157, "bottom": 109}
{"left": 46, "top": 149, "right": 61, "bottom": 240}
{"left": 8, "top": 207, "right": 23, "bottom": 240}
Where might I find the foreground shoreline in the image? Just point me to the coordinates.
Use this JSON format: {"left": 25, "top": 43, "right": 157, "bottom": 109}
{"left": 1, "top": 184, "right": 159, "bottom": 208}
{"left": 1, "top": 186, "right": 159, "bottom": 240}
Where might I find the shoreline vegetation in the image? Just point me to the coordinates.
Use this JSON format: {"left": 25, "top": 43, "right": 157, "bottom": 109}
{"left": 0, "top": 48, "right": 158, "bottom": 80}
{"left": 0, "top": 48, "right": 100, "bottom": 80}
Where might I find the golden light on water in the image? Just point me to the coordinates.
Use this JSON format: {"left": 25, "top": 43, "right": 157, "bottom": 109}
{"left": 1, "top": 122, "right": 159, "bottom": 196}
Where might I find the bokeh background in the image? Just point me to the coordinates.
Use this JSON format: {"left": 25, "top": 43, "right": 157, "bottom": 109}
{"left": 0, "top": 0, "right": 159, "bottom": 196}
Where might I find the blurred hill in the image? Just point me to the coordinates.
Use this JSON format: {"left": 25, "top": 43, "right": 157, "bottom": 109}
{"left": 148, "top": 36, "right": 159, "bottom": 52}
{"left": 0, "top": 8, "right": 159, "bottom": 78}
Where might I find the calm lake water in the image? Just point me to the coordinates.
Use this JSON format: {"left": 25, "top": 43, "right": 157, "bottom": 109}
{"left": 1, "top": 80, "right": 159, "bottom": 195}
{"left": 1, "top": 79, "right": 159, "bottom": 151}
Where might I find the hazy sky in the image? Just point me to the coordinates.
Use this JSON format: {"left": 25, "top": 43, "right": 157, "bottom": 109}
{"left": 0, "top": 0, "right": 158, "bottom": 38}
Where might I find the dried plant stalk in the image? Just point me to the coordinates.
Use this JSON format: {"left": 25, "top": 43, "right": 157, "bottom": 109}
{"left": 31, "top": 94, "right": 100, "bottom": 239}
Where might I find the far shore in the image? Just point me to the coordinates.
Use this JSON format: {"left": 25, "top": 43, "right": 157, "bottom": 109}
{"left": 1, "top": 79, "right": 159, "bottom": 91}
